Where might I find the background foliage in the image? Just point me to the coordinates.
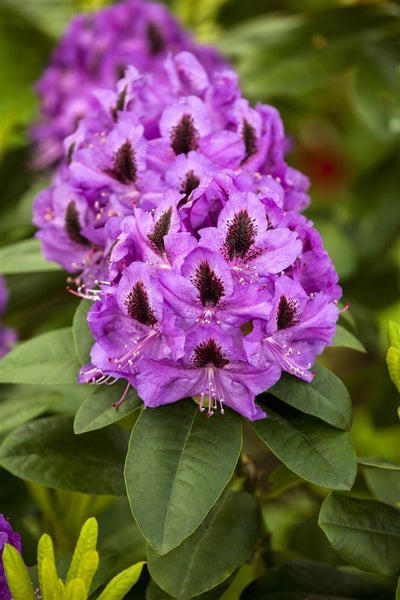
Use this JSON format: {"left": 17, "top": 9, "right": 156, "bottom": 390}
{"left": 0, "top": 0, "right": 399, "bottom": 598}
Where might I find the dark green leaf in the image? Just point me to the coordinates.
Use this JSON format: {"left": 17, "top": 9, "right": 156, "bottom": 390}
{"left": 0, "top": 385, "right": 62, "bottom": 434}
{"left": 147, "top": 490, "right": 261, "bottom": 600}
{"left": 265, "top": 464, "right": 303, "bottom": 499}
{"left": 0, "top": 415, "right": 128, "bottom": 495}
{"left": 363, "top": 465, "right": 400, "bottom": 507}
{"left": 72, "top": 299, "right": 94, "bottom": 365}
{"left": 319, "top": 492, "right": 400, "bottom": 576}
{"left": 251, "top": 397, "right": 356, "bottom": 490}
{"left": 0, "top": 328, "right": 80, "bottom": 384}
{"left": 242, "top": 559, "right": 395, "bottom": 599}
{"left": 332, "top": 324, "right": 367, "bottom": 353}
{"left": 74, "top": 380, "right": 142, "bottom": 434}
{"left": 125, "top": 400, "right": 242, "bottom": 554}
{"left": 0, "top": 238, "right": 61, "bottom": 274}
{"left": 269, "top": 365, "right": 352, "bottom": 430}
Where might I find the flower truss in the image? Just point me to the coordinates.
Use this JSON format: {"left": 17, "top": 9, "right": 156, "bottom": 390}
{"left": 31, "top": 0, "right": 225, "bottom": 169}
{"left": 32, "top": 5, "right": 341, "bottom": 421}
{"left": 0, "top": 514, "right": 21, "bottom": 600}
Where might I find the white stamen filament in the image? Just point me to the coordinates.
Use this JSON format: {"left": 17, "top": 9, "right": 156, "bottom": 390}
{"left": 109, "top": 328, "right": 159, "bottom": 370}
{"left": 199, "top": 365, "right": 225, "bottom": 417}
{"left": 264, "top": 336, "right": 313, "bottom": 380}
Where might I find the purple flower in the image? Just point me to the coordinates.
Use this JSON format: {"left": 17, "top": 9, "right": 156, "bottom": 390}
{"left": 133, "top": 327, "right": 280, "bottom": 420}
{"left": 0, "top": 278, "right": 17, "bottom": 358}
{"left": 31, "top": 0, "right": 226, "bottom": 169}
{"left": 0, "top": 514, "right": 22, "bottom": 600}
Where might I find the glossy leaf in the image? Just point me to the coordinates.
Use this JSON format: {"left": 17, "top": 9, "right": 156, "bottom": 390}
{"left": 72, "top": 299, "right": 94, "bottom": 366}
{"left": 2, "top": 544, "right": 36, "bottom": 600}
{"left": 125, "top": 399, "right": 242, "bottom": 554}
{"left": 268, "top": 365, "right": 352, "bottom": 430}
{"left": 147, "top": 491, "right": 261, "bottom": 599}
{"left": 242, "top": 559, "right": 396, "bottom": 599}
{"left": 0, "top": 415, "right": 128, "bottom": 495}
{"left": 96, "top": 561, "right": 146, "bottom": 600}
{"left": 0, "top": 238, "right": 61, "bottom": 274}
{"left": 251, "top": 397, "right": 356, "bottom": 490}
{"left": 332, "top": 324, "right": 366, "bottom": 353}
{"left": 319, "top": 492, "right": 400, "bottom": 576}
{"left": 74, "top": 381, "right": 142, "bottom": 434}
{"left": 0, "top": 328, "right": 80, "bottom": 385}
{"left": 363, "top": 465, "right": 400, "bottom": 507}
{"left": 0, "top": 386, "right": 62, "bottom": 434}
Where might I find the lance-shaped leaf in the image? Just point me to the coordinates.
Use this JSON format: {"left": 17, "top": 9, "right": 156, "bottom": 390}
{"left": 74, "top": 381, "right": 142, "bottom": 434}
{"left": 0, "top": 386, "right": 62, "bottom": 434}
{"left": 66, "top": 517, "right": 98, "bottom": 585}
{"left": 2, "top": 544, "right": 36, "bottom": 600}
{"left": 319, "top": 492, "right": 400, "bottom": 576}
{"left": 0, "top": 328, "right": 80, "bottom": 385}
{"left": 37, "top": 533, "right": 58, "bottom": 600}
{"left": 96, "top": 561, "right": 146, "bottom": 600}
{"left": 250, "top": 397, "right": 356, "bottom": 490}
{"left": 147, "top": 490, "right": 261, "bottom": 600}
{"left": 268, "top": 365, "right": 352, "bottom": 430}
{"left": 72, "top": 299, "right": 94, "bottom": 365}
{"left": 332, "top": 324, "right": 366, "bottom": 353}
{"left": 0, "top": 238, "right": 61, "bottom": 274}
{"left": 0, "top": 415, "right": 128, "bottom": 495}
{"left": 244, "top": 559, "right": 396, "bottom": 598}
{"left": 125, "top": 399, "right": 242, "bottom": 554}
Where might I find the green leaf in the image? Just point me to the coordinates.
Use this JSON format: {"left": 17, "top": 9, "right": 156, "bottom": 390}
{"left": 268, "top": 365, "right": 352, "bottom": 430}
{"left": 388, "top": 321, "right": 400, "bottom": 351}
{"left": 265, "top": 464, "right": 303, "bottom": 499}
{"left": 246, "top": 559, "right": 396, "bottom": 598}
{"left": 147, "top": 490, "right": 261, "bottom": 600}
{"left": 74, "top": 380, "right": 142, "bottom": 434}
{"left": 0, "top": 415, "right": 128, "bottom": 495}
{"left": 0, "top": 386, "right": 62, "bottom": 434}
{"left": 66, "top": 517, "right": 98, "bottom": 585}
{"left": 332, "top": 324, "right": 367, "bottom": 353}
{"left": 251, "top": 397, "right": 357, "bottom": 490}
{"left": 72, "top": 299, "right": 94, "bottom": 366}
{"left": 0, "top": 328, "right": 81, "bottom": 385}
{"left": 2, "top": 544, "right": 36, "bottom": 600}
{"left": 63, "top": 578, "right": 86, "bottom": 600}
{"left": 387, "top": 346, "right": 400, "bottom": 393}
{"left": 125, "top": 400, "right": 242, "bottom": 554}
{"left": 37, "top": 534, "right": 58, "bottom": 600}
{"left": 96, "top": 561, "right": 146, "bottom": 600}
{"left": 363, "top": 465, "right": 400, "bottom": 507}
{"left": 319, "top": 492, "right": 400, "bottom": 576}
{"left": 0, "top": 238, "right": 61, "bottom": 274}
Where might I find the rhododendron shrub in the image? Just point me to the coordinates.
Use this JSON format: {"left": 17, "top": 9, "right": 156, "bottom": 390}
{"left": 0, "top": 1, "right": 398, "bottom": 598}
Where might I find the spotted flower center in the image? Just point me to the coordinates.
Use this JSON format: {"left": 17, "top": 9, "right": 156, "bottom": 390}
{"left": 125, "top": 281, "right": 157, "bottom": 326}
{"left": 147, "top": 207, "right": 173, "bottom": 255}
{"left": 111, "top": 86, "right": 127, "bottom": 121}
{"left": 192, "top": 261, "right": 225, "bottom": 307}
{"left": 178, "top": 170, "right": 200, "bottom": 205}
{"left": 277, "top": 295, "right": 299, "bottom": 329}
{"left": 241, "top": 119, "right": 257, "bottom": 163}
{"left": 192, "top": 338, "right": 229, "bottom": 368}
{"left": 65, "top": 201, "right": 91, "bottom": 246}
{"left": 146, "top": 22, "right": 165, "bottom": 55}
{"left": 171, "top": 114, "right": 199, "bottom": 155}
{"left": 105, "top": 140, "right": 137, "bottom": 185}
{"left": 224, "top": 210, "right": 258, "bottom": 260}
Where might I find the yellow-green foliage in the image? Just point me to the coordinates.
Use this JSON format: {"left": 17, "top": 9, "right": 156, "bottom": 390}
{"left": 387, "top": 321, "right": 400, "bottom": 394}
{"left": 3, "top": 517, "right": 145, "bottom": 600}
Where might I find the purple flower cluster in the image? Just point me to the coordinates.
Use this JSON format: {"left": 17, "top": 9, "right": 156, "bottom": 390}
{"left": 0, "top": 514, "right": 22, "bottom": 600}
{"left": 0, "top": 278, "right": 17, "bottom": 359}
{"left": 33, "top": 44, "right": 341, "bottom": 420}
{"left": 31, "top": 0, "right": 225, "bottom": 169}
